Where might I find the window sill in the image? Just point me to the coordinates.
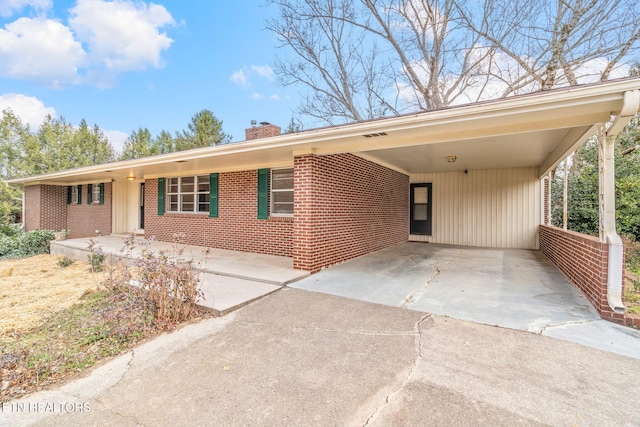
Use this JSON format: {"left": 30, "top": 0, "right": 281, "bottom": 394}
{"left": 268, "top": 215, "right": 293, "bottom": 222}
{"left": 164, "top": 212, "right": 211, "bottom": 218}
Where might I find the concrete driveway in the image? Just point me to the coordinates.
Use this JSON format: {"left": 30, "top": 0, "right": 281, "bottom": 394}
{"left": 291, "top": 242, "right": 640, "bottom": 358}
{"left": 3, "top": 289, "right": 640, "bottom": 427}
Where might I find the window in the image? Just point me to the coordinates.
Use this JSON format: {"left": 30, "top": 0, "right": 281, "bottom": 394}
{"left": 271, "top": 168, "right": 293, "bottom": 215}
{"left": 166, "top": 175, "right": 210, "bottom": 213}
{"left": 71, "top": 185, "right": 79, "bottom": 204}
{"left": 92, "top": 184, "right": 101, "bottom": 203}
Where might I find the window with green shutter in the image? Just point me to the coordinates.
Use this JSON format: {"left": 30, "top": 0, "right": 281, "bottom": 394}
{"left": 77, "top": 185, "right": 82, "bottom": 204}
{"left": 158, "top": 178, "right": 165, "bottom": 216}
{"left": 67, "top": 186, "right": 72, "bottom": 204}
{"left": 87, "top": 184, "right": 93, "bottom": 204}
{"left": 99, "top": 183, "right": 105, "bottom": 205}
{"left": 209, "top": 173, "right": 218, "bottom": 218}
{"left": 257, "top": 168, "right": 269, "bottom": 219}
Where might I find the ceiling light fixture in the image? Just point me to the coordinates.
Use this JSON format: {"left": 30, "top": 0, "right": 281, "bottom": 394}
{"left": 127, "top": 176, "right": 136, "bottom": 181}
{"left": 446, "top": 155, "right": 457, "bottom": 163}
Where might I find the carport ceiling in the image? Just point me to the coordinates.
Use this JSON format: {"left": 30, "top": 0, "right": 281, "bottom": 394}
{"left": 357, "top": 127, "right": 579, "bottom": 174}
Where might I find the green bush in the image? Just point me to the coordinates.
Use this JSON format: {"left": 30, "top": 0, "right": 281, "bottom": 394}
{"left": 57, "top": 256, "right": 75, "bottom": 268}
{"left": 0, "top": 229, "right": 55, "bottom": 259}
{"left": 0, "top": 235, "right": 19, "bottom": 257}
{"left": 0, "top": 223, "right": 22, "bottom": 237}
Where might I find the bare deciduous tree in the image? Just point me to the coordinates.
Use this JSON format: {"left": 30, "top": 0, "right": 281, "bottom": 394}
{"left": 268, "top": 0, "right": 640, "bottom": 125}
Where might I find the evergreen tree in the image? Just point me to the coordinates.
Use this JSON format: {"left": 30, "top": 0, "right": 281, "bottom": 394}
{"left": 120, "top": 128, "right": 158, "bottom": 160}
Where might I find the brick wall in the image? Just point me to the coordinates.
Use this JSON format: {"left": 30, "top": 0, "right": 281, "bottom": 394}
{"left": 293, "top": 153, "right": 409, "bottom": 272}
{"left": 144, "top": 171, "right": 294, "bottom": 257}
{"left": 67, "top": 183, "right": 113, "bottom": 238}
{"left": 24, "top": 185, "right": 67, "bottom": 231}
{"left": 24, "top": 185, "right": 42, "bottom": 232}
{"left": 539, "top": 225, "right": 640, "bottom": 328}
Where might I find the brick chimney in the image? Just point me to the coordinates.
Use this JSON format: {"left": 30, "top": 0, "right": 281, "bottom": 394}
{"left": 245, "top": 121, "right": 281, "bottom": 140}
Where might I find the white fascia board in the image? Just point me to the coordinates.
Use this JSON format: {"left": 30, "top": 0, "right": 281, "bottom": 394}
{"left": 8, "top": 77, "right": 640, "bottom": 186}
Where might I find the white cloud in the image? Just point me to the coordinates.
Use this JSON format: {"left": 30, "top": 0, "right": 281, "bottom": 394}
{"left": 104, "top": 129, "right": 129, "bottom": 153}
{"left": 231, "top": 64, "right": 277, "bottom": 88}
{"left": 0, "top": 17, "right": 86, "bottom": 85}
{"left": 251, "top": 65, "right": 274, "bottom": 81}
{"left": 0, "top": 0, "right": 51, "bottom": 18}
{"left": 0, "top": 93, "right": 55, "bottom": 129}
{"left": 0, "top": 0, "right": 175, "bottom": 86}
{"left": 252, "top": 92, "right": 262, "bottom": 100}
{"left": 69, "top": 0, "right": 174, "bottom": 72}
{"left": 230, "top": 69, "right": 247, "bottom": 86}
{"left": 270, "top": 94, "right": 280, "bottom": 100}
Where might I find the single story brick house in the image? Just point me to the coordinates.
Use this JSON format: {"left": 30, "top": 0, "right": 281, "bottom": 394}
{"left": 9, "top": 77, "right": 640, "bottom": 326}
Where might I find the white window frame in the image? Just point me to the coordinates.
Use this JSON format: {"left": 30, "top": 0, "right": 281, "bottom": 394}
{"left": 166, "top": 175, "right": 210, "bottom": 213}
{"left": 92, "top": 184, "right": 101, "bottom": 204}
{"left": 71, "top": 185, "right": 79, "bottom": 204}
{"left": 270, "top": 168, "right": 294, "bottom": 217}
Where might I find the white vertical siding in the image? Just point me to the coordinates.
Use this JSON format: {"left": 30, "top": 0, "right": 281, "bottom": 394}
{"left": 410, "top": 168, "right": 540, "bottom": 249}
{"left": 111, "top": 180, "right": 140, "bottom": 234}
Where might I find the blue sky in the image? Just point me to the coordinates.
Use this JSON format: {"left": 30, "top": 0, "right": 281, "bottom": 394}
{"left": 0, "top": 0, "right": 300, "bottom": 152}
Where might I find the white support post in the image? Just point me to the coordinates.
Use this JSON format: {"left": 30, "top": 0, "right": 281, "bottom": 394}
{"left": 563, "top": 159, "right": 568, "bottom": 231}
{"left": 598, "top": 124, "right": 625, "bottom": 313}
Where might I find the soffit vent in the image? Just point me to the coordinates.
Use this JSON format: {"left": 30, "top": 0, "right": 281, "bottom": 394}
{"left": 362, "top": 132, "right": 388, "bottom": 138}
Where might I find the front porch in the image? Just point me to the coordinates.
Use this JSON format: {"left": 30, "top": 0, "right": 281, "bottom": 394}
{"left": 50, "top": 236, "right": 310, "bottom": 316}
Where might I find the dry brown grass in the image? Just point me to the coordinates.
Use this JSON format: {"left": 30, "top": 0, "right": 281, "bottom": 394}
{"left": 0, "top": 255, "right": 97, "bottom": 339}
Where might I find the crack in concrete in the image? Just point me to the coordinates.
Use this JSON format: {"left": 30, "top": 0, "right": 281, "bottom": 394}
{"left": 400, "top": 262, "right": 449, "bottom": 309}
{"left": 535, "top": 319, "right": 597, "bottom": 335}
{"left": 362, "top": 314, "right": 431, "bottom": 427}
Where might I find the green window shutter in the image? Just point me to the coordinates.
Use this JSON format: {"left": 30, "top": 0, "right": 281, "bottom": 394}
{"left": 67, "top": 186, "right": 72, "bottom": 204}
{"left": 257, "top": 168, "right": 269, "bottom": 219}
{"left": 77, "top": 185, "right": 82, "bottom": 204}
{"left": 87, "top": 184, "right": 93, "bottom": 204}
{"left": 158, "top": 178, "right": 165, "bottom": 216}
{"left": 99, "top": 183, "right": 105, "bottom": 205}
{"left": 209, "top": 173, "right": 218, "bottom": 218}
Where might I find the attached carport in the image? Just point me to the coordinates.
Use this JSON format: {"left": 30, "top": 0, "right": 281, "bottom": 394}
{"left": 290, "top": 242, "right": 640, "bottom": 358}
{"left": 321, "top": 78, "right": 639, "bottom": 327}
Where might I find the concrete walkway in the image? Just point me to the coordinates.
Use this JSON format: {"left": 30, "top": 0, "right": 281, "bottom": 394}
{"left": 2, "top": 289, "right": 640, "bottom": 427}
{"left": 51, "top": 236, "right": 309, "bottom": 316}
{"left": 292, "top": 242, "right": 640, "bottom": 359}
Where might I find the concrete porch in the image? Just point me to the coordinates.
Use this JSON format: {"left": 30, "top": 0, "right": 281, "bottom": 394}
{"left": 51, "top": 236, "right": 310, "bottom": 316}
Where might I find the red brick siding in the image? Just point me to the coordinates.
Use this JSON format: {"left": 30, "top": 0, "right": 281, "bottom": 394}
{"left": 539, "top": 225, "right": 640, "bottom": 328}
{"left": 24, "top": 185, "right": 67, "bottom": 231}
{"left": 144, "top": 171, "right": 293, "bottom": 257}
{"left": 67, "top": 183, "right": 113, "bottom": 238}
{"left": 24, "top": 185, "right": 42, "bottom": 232}
{"left": 293, "top": 153, "right": 409, "bottom": 272}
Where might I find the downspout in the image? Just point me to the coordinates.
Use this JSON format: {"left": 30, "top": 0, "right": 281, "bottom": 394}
{"left": 601, "top": 89, "right": 640, "bottom": 313}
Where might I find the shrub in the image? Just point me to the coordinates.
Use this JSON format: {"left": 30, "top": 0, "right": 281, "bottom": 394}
{"left": 57, "top": 256, "right": 75, "bottom": 268}
{"left": 0, "top": 223, "right": 22, "bottom": 238}
{"left": 17, "top": 229, "right": 55, "bottom": 257}
{"left": 100, "top": 234, "right": 206, "bottom": 329}
{"left": 0, "top": 235, "right": 19, "bottom": 257}
{"left": 0, "top": 229, "right": 54, "bottom": 258}
{"left": 87, "top": 239, "right": 106, "bottom": 273}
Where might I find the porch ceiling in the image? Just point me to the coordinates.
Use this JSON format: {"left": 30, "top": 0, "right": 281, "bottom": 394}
{"left": 8, "top": 77, "right": 640, "bottom": 186}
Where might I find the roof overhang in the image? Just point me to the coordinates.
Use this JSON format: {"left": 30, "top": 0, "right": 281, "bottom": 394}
{"left": 8, "top": 77, "right": 640, "bottom": 186}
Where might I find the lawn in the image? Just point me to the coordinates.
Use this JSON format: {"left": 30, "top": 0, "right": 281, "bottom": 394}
{"left": 0, "top": 254, "right": 210, "bottom": 403}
